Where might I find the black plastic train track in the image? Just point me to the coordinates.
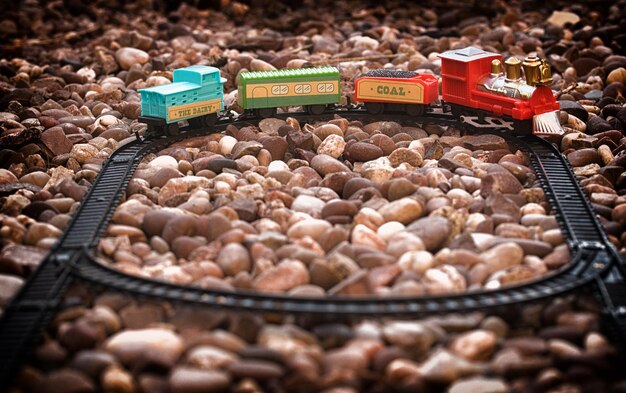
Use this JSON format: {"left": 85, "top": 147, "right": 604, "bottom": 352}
{"left": 1, "top": 107, "right": 625, "bottom": 388}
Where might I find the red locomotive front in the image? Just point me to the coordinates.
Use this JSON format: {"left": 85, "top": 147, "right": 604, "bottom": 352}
{"left": 354, "top": 70, "right": 439, "bottom": 116}
{"left": 439, "top": 47, "right": 562, "bottom": 135}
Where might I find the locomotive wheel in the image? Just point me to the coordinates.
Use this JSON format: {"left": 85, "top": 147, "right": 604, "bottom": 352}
{"left": 306, "top": 104, "right": 326, "bottom": 115}
{"left": 166, "top": 123, "right": 180, "bottom": 136}
{"left": 365, "top": 102, "right": 384, "bottom": 114}
{"left": 256, "top": 107, "right": 276, "bottom": 118}
{"left": 406, "top": 104, "right": 424, "bottom": 116}
{"left": 450, "top": 104, "right": 472, "bottom": 119}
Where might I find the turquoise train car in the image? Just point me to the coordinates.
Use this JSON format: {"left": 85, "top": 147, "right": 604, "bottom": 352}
{"left": 139, "top": 65, "right": 226, "bottom": 135}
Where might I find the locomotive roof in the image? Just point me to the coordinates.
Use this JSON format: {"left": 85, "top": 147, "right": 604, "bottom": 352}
{"left": 239, "top": 66, "right": 340, "bottom": 81}
{"left": 438, "top": 46, "right": 500, "bottom": 62}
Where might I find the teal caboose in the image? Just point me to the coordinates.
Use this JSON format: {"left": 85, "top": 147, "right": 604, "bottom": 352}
{"left": 139, "top": 65, "right": 226, "bottom": 135}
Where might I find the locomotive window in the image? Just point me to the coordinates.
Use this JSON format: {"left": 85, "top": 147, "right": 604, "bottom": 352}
{"left": 271, "top": 85, "right": 289, "bottom": 95}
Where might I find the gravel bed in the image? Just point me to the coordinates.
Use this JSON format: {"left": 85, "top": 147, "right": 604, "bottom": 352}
{"left": 10, "top": 288, "right": 626, "bottom": 393}
{"left": 96, "top": 120, "right": 568, "bottom": 296}
{"left": 0, "top": 0, "right": 625, "bottom": 390}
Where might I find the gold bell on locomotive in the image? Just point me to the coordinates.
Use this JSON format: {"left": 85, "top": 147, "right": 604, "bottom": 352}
{"left": 523, "top": 54, "right": 554, "bottom": 86}
{"left": 538, "top": 60, "right": 553, "bottom": 85}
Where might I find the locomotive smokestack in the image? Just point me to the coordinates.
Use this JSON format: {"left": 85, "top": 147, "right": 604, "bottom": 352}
{"left": 504, "top": 57, "right": 522, "bottom": 81}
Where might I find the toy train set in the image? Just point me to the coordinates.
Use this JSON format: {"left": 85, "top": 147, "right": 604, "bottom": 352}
{"left": 139, "top": 46, "right": 564, "bottom": 137}
{"left": 3, "top": 48, "right": 626, "bottom": 390}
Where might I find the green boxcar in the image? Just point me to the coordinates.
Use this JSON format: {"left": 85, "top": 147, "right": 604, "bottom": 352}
{"left": 237, "top": 67, "right": 341, "bottom": 110}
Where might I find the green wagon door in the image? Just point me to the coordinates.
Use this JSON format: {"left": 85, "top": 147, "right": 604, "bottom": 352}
{"left": 251, "top": 86, "right": 269, "bottom": 108}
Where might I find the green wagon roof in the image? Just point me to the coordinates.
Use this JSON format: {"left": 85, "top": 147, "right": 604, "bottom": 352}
{"left": 238, "top": 66, "right": 340, "bottom": 81}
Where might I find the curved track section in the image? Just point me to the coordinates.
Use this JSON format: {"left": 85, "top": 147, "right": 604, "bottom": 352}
{"left": 0, "top": 108, "right": 622, "bottom": 386}
{"left": 69, "top": 127, "right": 617, "bottom": 315}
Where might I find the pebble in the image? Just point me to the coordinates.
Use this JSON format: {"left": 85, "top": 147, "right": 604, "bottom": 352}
{"left": 317, "top": 134, "right": 346, "bottom": 158}
{"left": 607, "top": 67, "right": 626, "bottom": 84}
{"left": 186, "top": 345, "right": 237, "bottom": 370}
{"left": 216, "top": 243, "right": 250, "bottom": 276}
{"left": 406, "top": 216, "right": 451, "bottom": 251}
{"left": 24, "top": 222, "right": 62, "bottom": 245}
{"left": 378, "top": 197, "right": 424, "bottom": 224}
{"left": 228, "top": 359, "right": 284, "bottom": 379}
{"left": 169, "top": 367, "right": 230, "bottom": 393}
{"left": 250, "top": 59, "right": 277, "bottom": 71}
{"left": 252, "top": 260, "right": 309, "bottom": 292}
{"left": 567, "top": 148, "right": 601, "bottom": 166}
{"left": 388, "top": 147, "right": 423, "bottom": 167}
{"left": 347, "top": 142, "right": 384, "bottom": 162}
{"left": 287, "top": 219, "right": 331, "bottom": 240}
{"left": 41, "top": 127, "right": 73, "bottom": 156}
{"left": 0, "top": 274, "right": 24, "bottom": 307}
{"left": 450, "top": 330, "right": 497, "bottom": 360}
{"left": 559, "top": 100, "right": 589, "bottom": 122}
{"left": 480, "top": 243, "right": 524, "bottom": 274}
{"left": 291, "top": 195, "right": 325, "bottom": 217}
{"left": 416, "top": 349, "right": 483, "bottom": 383}
{"left": 104, "top": 328, "right": 184, "bottom": 368}
{"left": 361, "top": 157, "right": 394, "bottom": 184}
{"left": 260, "top": 136, "right": 288, "bottom": 160}
{"left": 398, "top": 250, "right": 434, "bottom": 274}
{"left": 310, "top": 154, "right": 350, "bottom": 176}
{"left": 38, "top": 369, "right": 96, "bottom": 393}
{"left": 480, "top": 171, "right": 523, "bottom": 197}
{"left": 218, "top": 135, "right": 237, "bottom": 155}
{"left": 448, "top": 378, "right": 507, "bottom": 393}
{"left": 586, "top": 116, "right": 613, "bottom": 134}
{"left": 115, "top": 47, "right": 150, "bottom": 70}
{"left": 383, "top": 321, "right": 434, "bottom": 353}
{"left": 70, "top": 143, "right": 99, "bottom": 164}
{"left": 101, "top": 366, "right": 134, "bottom": 393}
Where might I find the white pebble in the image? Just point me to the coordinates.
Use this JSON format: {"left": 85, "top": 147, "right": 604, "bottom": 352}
{"left": 291, "top": 195, "right": 325, "bottom": 217}
{"left": 219, "top": 136, "right": 238, "bottom": 155}
{"left": 268, "top": 160, "right": 289, "bottom": 172}
{"left": 148, "top": 155, "right": 178, "bottom": 170}
{"left": 398, "top": 250, "right": 434, "bottom": 274}
{"left": 96, "top": 115, "right": 121, "bottom": 127}
{"left": 377, "top": 221, "right": 405, "bottom": 241}
{"left": 214, "top": 181, "right": 231, "bottom": 194}
{"left": 115, "top": 47, "right": 150, "bottom": 70}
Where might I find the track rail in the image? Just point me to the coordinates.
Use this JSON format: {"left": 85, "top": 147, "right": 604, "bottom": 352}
{"left": 0, "top": 107, "right": 623, "bottom": 387}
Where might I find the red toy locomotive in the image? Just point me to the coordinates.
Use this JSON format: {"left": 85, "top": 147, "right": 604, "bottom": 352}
{"left": 354, "top": 46, "right": 562, "bottom": 135}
